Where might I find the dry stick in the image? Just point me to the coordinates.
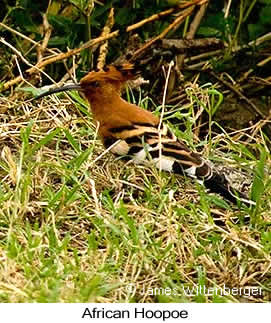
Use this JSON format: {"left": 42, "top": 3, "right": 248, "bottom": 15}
{"left": 132, "top": 5, "right": 195, "bottom": 100}
{"left": 250, "top": 31, "right": 271, "bottom": 47}
{"left": 224, "top": 0, "right": 233, "bottom": 19}
{"left": 0, "top": 37, "right": 56, "bottom": 85}
{"left": 97, "top": 8, "right": 115, "bottom": 70}
{"left": 188, "top": 1, "right": 209, "bottom": 39}
{"left": 177, "top": 0, "right": 208, "bottom": 8}
{"left": 173, "top": 1, "right": 209, "bottom": 102}
{"left": 238, "top": 33, "right": 271, "bottom": 82}
{"left": 183, "top": 32, "right": 271, "bottom": 67}
{"left": 1, "top": 6, "right": 181, "bottom": 92}
{"left": 242, "top": 76, "right": 271, "bottom": 89}
{"left": 37, "top": 14, "right": 53, "bottom": 64}
{"left": 0, "top": 22, "right": 58, "bottom": 56}
{"left": 184, "top": 29, "right": 271, "bottom": 81}
{"left": 176, "top": 1, "right": 209, "bottom": 70}
{"left": 184, "top": 49, "right": 222, "bottom": 64}
{"left": 209, "top": 71, "right": 266, "bottom": 119}
{"left": 132, "top": 6, "right": 195, "bottom": 60}
{"left": 257, "top": 55, "right": 271, "bottom": 67}
{"left": 158, "top": 61, "right": 174, "bottom": 172}
{"left": 242, "top": 54, "right": 271, "bottom": 80}
{"left": 2, "top": 0, "right": 207, "bottom": 92}
{"left": 123, "top": 0, "right": 205, "bottom": 34}
{"left": 14, "top": 56, "right": 34, "bottom": 89}
{"left": 0, "top": 38, "right": 36, "bottom": 70}
{"left": 167, "top": 2, "right": 208, "bottom": 104}
{"left": 35, "top": 14, "right": 53, "bottom": 86}
{"left": 58, "top": 62, "right": 79, "bottom": 85}
{"left": 161, "top": 38, "right": 223, "bottom": 51}
{"left": 1, "top": 32, "right": 118, "bottom": 91}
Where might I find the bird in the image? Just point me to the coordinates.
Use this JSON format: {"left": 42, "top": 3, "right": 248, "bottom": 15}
{"left": 34, "top": 63, "right": 255, "bottom": 208}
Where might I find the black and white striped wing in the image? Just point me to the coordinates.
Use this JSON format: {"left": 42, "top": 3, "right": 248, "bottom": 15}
{"left": 104, "top": 122, "right": 254, "bottom": 207}
{"left": 105, "top": 122, "right": 213, "bottom": 180}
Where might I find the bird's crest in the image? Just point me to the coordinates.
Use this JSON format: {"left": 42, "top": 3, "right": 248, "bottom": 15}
{"left": 33, "top": 63, "right": 137, "bottom": 100}
{"left": 80, "top": 63, "right": 136, "bottom": 85}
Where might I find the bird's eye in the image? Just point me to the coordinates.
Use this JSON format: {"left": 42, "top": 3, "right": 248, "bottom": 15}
{"left": 92, "top": 81, "right": 100, "bottom": 87}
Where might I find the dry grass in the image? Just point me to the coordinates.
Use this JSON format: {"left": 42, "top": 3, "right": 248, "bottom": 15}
{"left": 0, "top": 90, "right": 270, "bottom": 303}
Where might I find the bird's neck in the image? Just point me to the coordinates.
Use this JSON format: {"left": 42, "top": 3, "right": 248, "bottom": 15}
{"left": 85, "top": 86, "right": 122, "bottom": 124}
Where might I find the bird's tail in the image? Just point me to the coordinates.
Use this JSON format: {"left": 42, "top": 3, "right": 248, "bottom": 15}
{"left": 203, "top": 171, "right": 255, "bottom": 207}
{"left": 130, "top": 124, "right": 256, "bottom": 209}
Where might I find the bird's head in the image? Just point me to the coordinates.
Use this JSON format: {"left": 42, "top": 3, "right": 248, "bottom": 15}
{"left": 34, "top": 63, "right": 137, "bottom": 100}
{"left": 79, "top": 63, "right": 137, "bottom": 98}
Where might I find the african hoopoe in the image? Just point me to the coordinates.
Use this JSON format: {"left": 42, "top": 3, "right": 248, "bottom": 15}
{"left": 35, "top": 63, "right": 255, "bottom": 207}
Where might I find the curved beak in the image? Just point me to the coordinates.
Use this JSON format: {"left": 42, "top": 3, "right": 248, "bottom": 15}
{"left": 34, "top": 83, "right": 82, "bottom": 100}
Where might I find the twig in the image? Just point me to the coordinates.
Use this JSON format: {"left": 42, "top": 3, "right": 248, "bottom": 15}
{"left": 1, "top": 5, "right": 183, "bottom": 92}
{"left": 161, "top": 38, "right": 223, "bottom": 52}
{"left": 187, "top": 1, "right": 209, "bottom": 39}
{"left": 0, "top": 38, "right": 34, "bottom": 69}
{"left": 14, "top": 56, "right": 34, "bottom": 88}
{"left": 97, "top": 8, "right": 114, "bottom": 70}
{"left": 177, "top": 1, "right": 209, "bottom": 69}
{"left": 93, "top": 140, "right": 122, "bottom": 164}
{"left": 184, "top": 49, "right": 222, "bottom": 63}
{"left": 257, "top": 55, "right": 271, "bottom": 68}
{"left": 124, "top": 0, "right": 206, "bottom": 34}
{"left": 158, "top": 61, "right": 174, "bottom": 172}
{"left": 37, "top": 14, "right": 53, "bottom": 64}
{"left": 1, "top": 32, "right": 119, "bottom": 91}
{"left": 0, "top": 22, "right": 58, "bottom": 56}
{"left": 132, "top": 6, "right": 195, "bottom": 60}
{"left": 249, "top": 32, "right": 271, "bottom": 47}
{"left": 0, "top": 37, "right": 57, "bottom": 85}
{"left": 183, "top": 32, "right": 271, "bottom": 68}
{"left": 58, "top": 62, "right": 79, "bottom": 86}
{"left": 209, "top": 71, "right": 266, "bottom": 119}
{"left": 224, "top": 0, "right": 232, "bottom": 19}
{"left": 167, "top": 1, "right": 209, "bottom": 101}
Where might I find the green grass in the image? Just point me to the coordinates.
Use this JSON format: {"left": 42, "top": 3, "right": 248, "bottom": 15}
{"left": 0, "top": 90, "right": 270, "bottom": 303}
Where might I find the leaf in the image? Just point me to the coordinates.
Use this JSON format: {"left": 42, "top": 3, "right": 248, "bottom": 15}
{"left": 115, "top": 8, "right": 136, "bottom": 26}
{"left": 31, "top": 128, "right": 62, "bottom": 155}
{"left": 121, "top": 205, "right": 139, "bottom": 245}
{"left": 207, "top": 88, "right": 223, "bottom": 116}
{"left": 10, "top": 8, "right": 39, "bottom": 33}
{"left": 20, "top": 121, "right": 33, "bottom": 151}
{"left": 66, "top": 148, "right": 92, "bottom": 172}
{"left": 197, "top": 26, "right": 222, "bottom": 37}
{"left": 259, "top": 5, "right": 271, "bottom": 25}
{"left": 63, "top": 129, "right": 81, "bottom": 153}
{"left": 18, "top": 87, "right": 43, "bottom": 96}
{"left": 48, "top": 37, "right": 70, "bottom": 46}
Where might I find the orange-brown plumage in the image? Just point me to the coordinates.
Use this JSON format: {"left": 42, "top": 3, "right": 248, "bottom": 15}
{"left": 34, "top": 63, "right": 255, "bottom": 208}
{"left": 83, "top": 85, "right": 159, "bottom": 141}
{"left": 79, "top": 64, "right": 159, "bottom": 145}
